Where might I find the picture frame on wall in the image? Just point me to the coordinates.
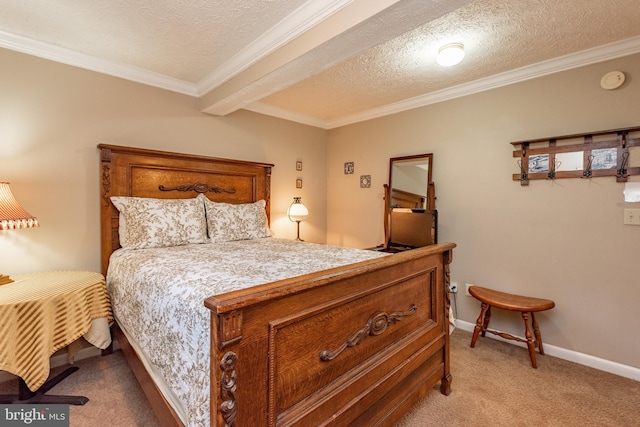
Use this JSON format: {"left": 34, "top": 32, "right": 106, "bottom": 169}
{"left": 296, "top": 161, "right": 303, "bottom": 171}
{"left": 296, "top": 178, "right": 303, "bottom": 188}
{"left": 344, "top": 162, "right": 354, "bottom": 174}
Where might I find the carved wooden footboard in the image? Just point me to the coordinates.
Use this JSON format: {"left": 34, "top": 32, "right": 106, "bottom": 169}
{"left": 206, "top": 242, "right": 454, "bottom": 427}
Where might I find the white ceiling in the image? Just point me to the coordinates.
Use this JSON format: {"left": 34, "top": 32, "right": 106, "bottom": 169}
{"left": 2, "top": 0, "right": 640, "bottom": 129}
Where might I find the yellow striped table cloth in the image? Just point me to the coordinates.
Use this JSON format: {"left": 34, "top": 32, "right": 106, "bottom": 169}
{"left": 0, "top": 271, "right": 113, "bottom": 391}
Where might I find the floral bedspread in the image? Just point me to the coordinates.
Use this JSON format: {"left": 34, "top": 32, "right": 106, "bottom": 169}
{"left": 106, "top": 238, "right": 387, "bottom": 427}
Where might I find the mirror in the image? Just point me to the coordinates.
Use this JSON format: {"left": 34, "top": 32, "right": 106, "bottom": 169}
{"left": 383, "top": 153, "right": 436, "bottom": 249}
{"left": 388, "top": 154, "right": 433, "bottom": 210}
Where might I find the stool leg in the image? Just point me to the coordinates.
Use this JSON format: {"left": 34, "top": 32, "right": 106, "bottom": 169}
{"left": 481, "top": 305, "right": 492, "bottom": 337}
{"left": 522, "top": 312, "right": 537, "bottom": 368}
{"left": 531, "top": 312, "right": 545, "bottom": 355}
{"left": 471, "top": 302, "right": 489, "bottom": 348}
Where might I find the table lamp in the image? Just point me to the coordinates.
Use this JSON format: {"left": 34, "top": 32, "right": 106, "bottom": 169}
{"left": 0, "top": 182, "right": 39, "bottom": 285}
{"left": 287, "top": 197, "right": 308, "bottom": 241}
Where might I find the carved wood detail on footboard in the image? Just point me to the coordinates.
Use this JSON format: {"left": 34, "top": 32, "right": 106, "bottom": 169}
{"left": 319, "top": 304, "right": 417, "bottom": 362}
{"left": 218, "top": 311, "right": 243, "bottom": 349}
{"left": 207, "top": 243, "right": 455, "bottom": 427}
{"left": 220, "top": 352, "right": 238, "bottom": 427}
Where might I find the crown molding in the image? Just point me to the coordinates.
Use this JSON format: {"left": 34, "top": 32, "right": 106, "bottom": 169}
{"left": 326, "top": 35, "right": 640, "bottom": 129}
{"left": 0, "top": 30, "right": 198, "bottom": 97}
{"left": 2, "top": 23, "right": 639, "bottom": 130}
{"left": 0, "top": 1, "right": 353, "bottom": 99}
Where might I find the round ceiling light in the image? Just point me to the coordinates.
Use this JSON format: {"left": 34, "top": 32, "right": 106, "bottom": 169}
{"left": 437, "top": 43, "right": 465, "bottom": 67}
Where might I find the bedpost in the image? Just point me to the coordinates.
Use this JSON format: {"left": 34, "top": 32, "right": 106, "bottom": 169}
{"left": 99, "top": 146, "right": 113, "bottom": 277}
{"left": 212, "top": 310, "right": 243, "bottom": 427}
{"left": 219, "top": 351, "right": 238, "bottom": 427}
{"left": 265, "top": 167, "right": 271, "bottom": 226}
{"left": 440, "top": 248, "right": 454, "bottom": 395}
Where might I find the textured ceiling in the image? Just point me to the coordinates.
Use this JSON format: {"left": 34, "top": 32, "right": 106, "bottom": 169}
{"left": 262, "top": 0, "right": 640, "bottom": 120}
{"left": 0, "top": 0, "right": 307, "bottom": 82}
{"left": 1, "top": 0, "right": 640, "bottom": 129}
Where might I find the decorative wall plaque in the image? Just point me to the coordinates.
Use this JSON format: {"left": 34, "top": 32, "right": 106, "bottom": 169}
{"left": 344, "top": 162, "right": 354, "bottom": 174}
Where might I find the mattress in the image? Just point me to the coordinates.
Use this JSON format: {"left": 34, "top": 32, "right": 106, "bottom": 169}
{"left": 106, "top": 238, "right": 387, "bottom": 427}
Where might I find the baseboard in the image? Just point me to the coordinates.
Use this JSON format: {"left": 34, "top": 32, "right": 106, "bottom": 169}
{"left": 456, "top": 320, "right": 640, "bottom": 382}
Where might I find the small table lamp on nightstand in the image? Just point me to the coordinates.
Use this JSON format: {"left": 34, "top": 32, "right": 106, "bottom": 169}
{"left": 0, "top": 182, "right": 39, "bottom": 285}
{"left": 287, "top": 197, "right": 308, "bottom": 241}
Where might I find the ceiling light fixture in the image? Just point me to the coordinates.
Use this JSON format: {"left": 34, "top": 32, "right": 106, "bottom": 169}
{"left": 437, "top": 43, "right": 465, "bottom": 67}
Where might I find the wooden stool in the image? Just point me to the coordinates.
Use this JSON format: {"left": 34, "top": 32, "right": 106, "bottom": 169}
{"left": 469, "top": 286, "right": 555, "bottom": 368}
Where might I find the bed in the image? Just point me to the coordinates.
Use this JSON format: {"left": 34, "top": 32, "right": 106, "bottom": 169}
{"left": 98, "top": 144, "right": 456, "bottom": 427}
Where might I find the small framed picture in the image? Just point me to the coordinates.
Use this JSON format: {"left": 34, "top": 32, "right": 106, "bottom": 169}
{"left": 296, "top": 178, "right": 303, "bottom": 188}
{"left": 344, "top": 162, "right": 354, "bottom": 174}
{"left": 360, "top": 175, "right": 371, "bottom": 188}
{"left": 296, "top": 161, "right": 303, "bottom": 171}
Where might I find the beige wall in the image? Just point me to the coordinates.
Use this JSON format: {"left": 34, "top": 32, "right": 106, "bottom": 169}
{"left": 327, "top": 53, "right": 640, "bottom": 368}
{"left": 0, "top": 48, "right": 328, "bottom": 276}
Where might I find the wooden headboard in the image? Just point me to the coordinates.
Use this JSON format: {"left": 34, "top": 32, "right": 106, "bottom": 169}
{"left": 98, "top": 144, "right": 273, "bottom": 275}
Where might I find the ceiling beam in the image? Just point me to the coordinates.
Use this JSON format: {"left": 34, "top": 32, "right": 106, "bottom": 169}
{"left": 200, "top": 0, "right": 471, "bottom": 116}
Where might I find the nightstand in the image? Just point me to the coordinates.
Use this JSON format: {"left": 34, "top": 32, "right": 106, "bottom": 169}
{"left": 0, "top": 271, "right": 112, "bottom": 404}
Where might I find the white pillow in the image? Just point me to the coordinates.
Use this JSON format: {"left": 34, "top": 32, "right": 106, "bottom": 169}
{"left": 203, "top": 197, "right": 271, "bottom": 243}
{"left": 111, "top": 196, "right": 207, "bottom": 249}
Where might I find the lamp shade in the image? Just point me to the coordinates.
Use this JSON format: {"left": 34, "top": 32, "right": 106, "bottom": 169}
{"left": 0, "top": 182, "right": 39, "bottom": 230}
{"left": 287, "top": 197, "right": 308, "bottom": 222}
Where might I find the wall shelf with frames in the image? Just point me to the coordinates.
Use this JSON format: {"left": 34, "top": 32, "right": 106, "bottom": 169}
{"left": 511, "top": 126, "right": 640, "bottom": 185}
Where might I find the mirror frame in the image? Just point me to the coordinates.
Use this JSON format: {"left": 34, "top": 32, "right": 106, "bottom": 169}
{"left": 388, "top": 153, "right": 434, "bottom": 209}
{"left": 384, "top": 153, "right": 435, "bottom": 247}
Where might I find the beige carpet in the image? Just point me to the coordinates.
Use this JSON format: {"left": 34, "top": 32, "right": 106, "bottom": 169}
{"left": 397, "top": 330, "right": 640, "bottom": 427}
{"left": 1, "top": 329, "right": 638, "bottom": 426}
{"left": 0, "top": 349, "right": 160, "bottom": 426}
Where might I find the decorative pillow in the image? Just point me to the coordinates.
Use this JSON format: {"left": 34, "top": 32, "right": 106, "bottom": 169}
{"left": 203, "top": 197, "right": 271, "bottom": 242}
{"left": 111, "top": 196, "right": 207, "bottom": 249}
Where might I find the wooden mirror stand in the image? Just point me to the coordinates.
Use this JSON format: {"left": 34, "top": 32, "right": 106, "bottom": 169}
{"left": 383, "top": 153, "right": 436, "bottom": 250}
